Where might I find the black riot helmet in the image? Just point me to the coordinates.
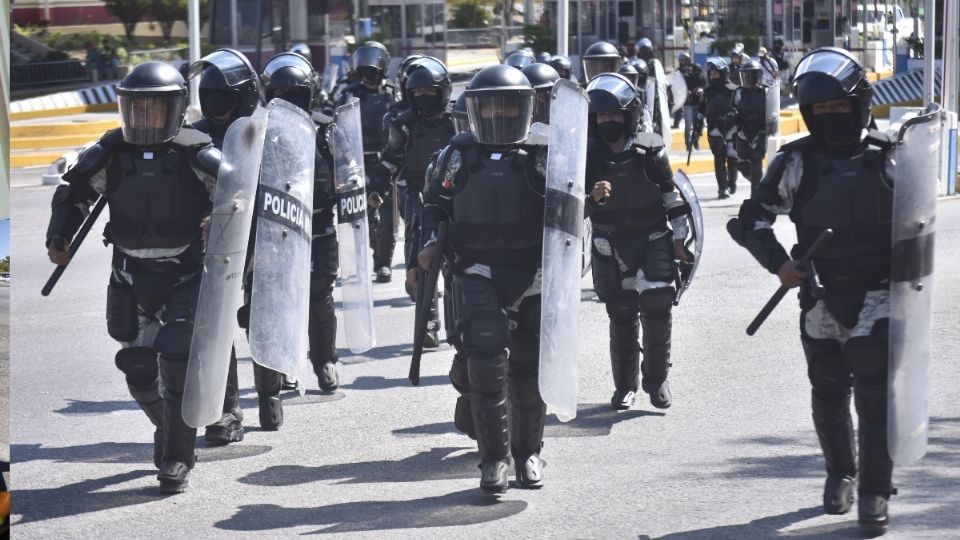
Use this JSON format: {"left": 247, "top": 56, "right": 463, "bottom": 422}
{"left": 629, "top": 58, "right": 649, "bottom": 87}
{"left": 189, "top": 48, "right": 261, "bottom": 122}
{"left": 464, "top": 64, "right": 534, "bottom": 146}
{"left": 521, "top": 62, "right": 560, "bottom": 124}
{"left": 548, "top": 55, "right": 574, "bottom": 80}
{"left": 636, "top": 38, "right": 654, "bottom": 61}
{"left": 792, "top": 47, "right": 873, "bottom": 131}
{"left": 586, "top": 72, "right": 643, "bottom": 140}
{"left": 261, "top": 52, "right": 317, "bottom": 113}
{"left": 739, "top": 58, "right": 763, "bottom": 88}
{"left": 677, "top": 51, "right": 691, "bottom": 66}
{"left": 397, "top": 54, "right": 426, "bottom": 95}
{"left": 617, "top": 63, "right": 640, "bottom": 88}
{"left": 504, "top": 50, "right": 536, "bottom": 70}
{"left": 289, "top": 43, "right": 312, "bottom": 61}
{"left": 406, "top": 62, "right": 452, "bottom": 115}
{"left": 582, "top": 41, "right": 622, "bottom": 81}
{"left": 452, "top": 93, "right": 470, "bottom": 134}
{"left": 352, "top": 41, "right": 390, "bottom": 83}
{"left": 536, "top": 51, "right": 552, "bottom": 64}
{"left": 705, "top": 56, "right": 729, "bottom": 84}
{"left": 116, "top": 61, "right": 187, "bottom": 146}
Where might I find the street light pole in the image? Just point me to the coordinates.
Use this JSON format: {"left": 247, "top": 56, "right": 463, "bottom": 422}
{"left": 188, "top": 0, "right": 201, "bottom": 109}
{"left": 923, "top": 0, "right": 935, "bottom": 105}
{"left": 558, "top": 0, "right": 569, "bottom": 56}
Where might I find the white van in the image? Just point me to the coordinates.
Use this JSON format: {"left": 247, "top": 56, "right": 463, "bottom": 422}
{"left": 853, "top": 3, "right": 923, "bottom": 41}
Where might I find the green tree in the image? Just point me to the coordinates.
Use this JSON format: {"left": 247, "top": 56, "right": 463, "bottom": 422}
{"left": 104, "top": 0, "right": 151, "bottom": 42}
{"left": 0, "top": 257, "right": 10, "bottom": 274}
{"left": 451, "top": 0, "right": 492, "bottom": 29}
{"left": 150, "top": 0, "right": 186, "bottom": 43}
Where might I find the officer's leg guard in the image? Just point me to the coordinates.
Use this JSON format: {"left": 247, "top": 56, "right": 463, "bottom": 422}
{"left": 726, "top": 157, "right": 739, "bottom": 193}
{"left": 449, "top": 352, "right": 475, "bottom": 439}
{"left": 638, "top": 287, "right": 674, "bottom": 408}
{"left": 204, "top": 346, "right": 244, "bottom": 445}
{"left": 456, "top": 274, "right": 511, "bottom": 492}
{"left": 374, "top": 190, "right": 397, "bottom": 280}
{"left": 253, "top": 363, "right": 283, "bottom": 430}
{"left": 508, "top": 310, "right": 546, "bottom": 489}
{"left": 709, "top": 136, "right": 730, "bottom": 198}
{"left": 115, "top": 347, "right": 163, "bottom": 467}
{"left": 309, "top": 274, "right": 339, "bottom": 391}
{"left": 803, "top": 336, "right": 856, "bottom": 514}
{"left": 606, "top": 292, "right": 641, "bottom": 410}
{"left": 846, "top": 333, "right": 894, "bottom": 534}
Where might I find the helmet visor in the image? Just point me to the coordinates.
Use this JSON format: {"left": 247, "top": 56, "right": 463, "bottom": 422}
{"left": 583, "top": 57, "right": 620, "bottom": 81}
{"left": 189, "top": 49, "right": 255, "bottom": 86}
{"left": 465, "top": 91, "right": 533, "bottom": 145}
{"left": 263, "top": 54, "right": 313, "bottom": 81}
{"left": 532, "top": 86, "right": 552, "bottom": 124}
{"left": 200, "top": 88, "right": 240, "bottom": 118}
{"left": 739, "top": 69, "right": 762, "bottom": 88}
{"left": 586, "top": 75, "right": 636, "bottom": 107}
{"left": 118, "top": 94, "right": 184, "bottom": 145}
{"left": 793, "top": 49, "right": 864, "bottom": 93}
{"left": 353, "top": 47, "right": 388, "bottom": 70}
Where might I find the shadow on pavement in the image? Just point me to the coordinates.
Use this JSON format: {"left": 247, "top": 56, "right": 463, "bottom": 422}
{"left": 392, "top": 403, "right": 665, "bottom": 439}
{"left": 12, "top": 441, "right": 272, "bottom": 464}
{"left": 13, "top": 470, "right": 160, "bottom": 524}
{"left": 54, "top": 389, "right": 343, "bottom": 416}
{"left": 641, "top": 506, "right": 826, "bottom": 539}
{"left": 215, "top": 488, "right": 526, "bottom": 534}
{"left": 341, "top": 374, "right": 448, "bottom": 391}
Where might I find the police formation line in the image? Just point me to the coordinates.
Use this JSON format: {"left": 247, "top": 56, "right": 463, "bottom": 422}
{"left": 43, "top": 39, "right": 938, "bottom": 537}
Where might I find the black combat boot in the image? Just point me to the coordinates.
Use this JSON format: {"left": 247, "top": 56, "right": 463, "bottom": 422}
{"left": 309, "top": 279, "right": 340, "bottom": 392}
{"left": 157, "top": 358, "right": 197, "bottom": 493}
{"left": 253, "top": 363, "right": 283, "bottom": 430}
{"left": 469, "top": 352, "right": 511, "bottom": 493}
{"left": 508, "top": 337, "right": 546, "bottom": 488}
{"left": 115, "top": 348, "right": 165, "bottom": 468}
{"left": 609, "top": 319, "right": 640, "bottom": 410}
{"left": 317, "top": 361, "right": 339, "bottom": 392}
{"left": 205, "top": 348, "right": 244, "bottom": 445}
{"left": 855, "top": 383, "right": 894, "bottom": 536}
{"left": 812, "top": 391, "right": 857, "bottom": 514}
{"left": 639, "top": 290, "right": 673, "bottom": 409}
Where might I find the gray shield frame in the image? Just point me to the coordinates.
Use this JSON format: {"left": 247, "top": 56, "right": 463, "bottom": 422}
{"left": 765, "top": 81, "right": 781, "bottom": 162}
{"left": 539, "top": 80, "right": 588, "bottom": 422}
{"left": 183, "top": 109, "right": 268, "bottom": 428}
{"left": 330, "top": 98, "right": 376, "bottom": 354}
{"left": 248, "top": 99, "right": 316, "bottom": 385}
{"left": 888, "top": 105, "right": 942, "bottom": 465}
{"left": 672, "top": 170, "right": 704, "bottom": 304}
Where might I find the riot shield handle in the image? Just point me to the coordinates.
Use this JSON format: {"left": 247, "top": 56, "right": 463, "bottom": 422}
{"left": 42, "top": 195, "right": 107, "bottom": 297}
{"left": 409, "top": 221, "right": 447, "bottom": 385}
{"left": 746, "top": 228, "right": 833, "bottom": 336}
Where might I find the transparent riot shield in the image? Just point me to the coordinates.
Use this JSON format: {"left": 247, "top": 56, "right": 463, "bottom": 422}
{"left": 248, "top": 99, "right": 316, "bottom": 386}
{"left": 888, "top": 105, "right": 942, "bottom": 465}
{"left": 539, "top": 80, "right": 588, "bottom": 422}
{"left": 183, "top": 109, "right": 268, "bottom": 428}
{"left": 765, "top": 81, "right": 781, "bottom": 161}
{"left": 330, "top": 98, "right": 376, "bottom": 354}
{"left": 649, "top": 60, "right": 672, "bottom": 151}
{"left": 672, "top": 170, "right": 704, "bottom": 304}
{"left": 667, "top": 69, "right": 687, "bottom": 116}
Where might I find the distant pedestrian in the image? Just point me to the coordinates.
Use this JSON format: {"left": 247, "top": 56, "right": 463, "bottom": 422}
{"left": 84, "top": 41, "right": 102, "bottom": 82}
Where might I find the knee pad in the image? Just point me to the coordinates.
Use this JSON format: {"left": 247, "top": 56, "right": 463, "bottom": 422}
{"left": 153, "top": 321, "right": 194, "bottom": 361}
{"left": 449, "top": 354, "right": 470, "bottom": 394}
{"left": 115, "top": 347, "right": 158, "bottom": 385}
{"left": 638, "top": 287, "right": 674, "bottom": 317}
{"left": 467, "top": 352, "right": 509, "bottom": 394}
{"left": 605, "top": 291, "right": 640, "bottom": 324}
{"left": 106, "top": 278, "right": 138, "bottom": 342}
{"left": 844, "top": 335, "right": 888, "bottom": 386}
{"left": 643, "top": 237, "right": 675, "bottom": 283}
{"left": 461, "top": 310, "right": 509, "bottom": 352}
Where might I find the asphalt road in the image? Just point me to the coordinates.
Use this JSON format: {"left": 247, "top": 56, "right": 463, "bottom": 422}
{"left": 8, "top": 165, "right": 960, "bottom": 539}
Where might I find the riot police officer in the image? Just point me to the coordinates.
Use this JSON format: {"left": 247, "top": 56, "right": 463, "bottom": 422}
{"left": 729, "top": 48, "right": 900, "bottom": 534}
{"left": 336, "top": 42, "right": 399, "bottom": 281}
{"left": 419, "top": 65, "right": 549, "bottom": 493}
{"left": 581, "top": 41, "right": 622, "bottom": 82}
{"left": 698, "top": 57, "right": 739, "bottom": 199}
{"left": 245, "top": 53, "right": 341, "bottom": 430}
{"left": 522, "top": 62, "right": 560, "bottom": 125}
{"left": 636, "top": 38, "right": 670, "bottom": 141}
{"left": 46, "top": 61, "right": 221, "bottom": 493}
{"left": 730, "top": 58, "right": 768, "bottom": 195}
{"left": 378, "top": 61, "right": 455, "bottom": 347}
{"left": 677, "top": 52, "right": 707, "bottom": 152}
{"left": 617, "top": 63, "right": 641, "bottom": 88}
{"left": 187, "top": 48, "right": 262, "bottom": 445}
{"left": 583, "top": 73, "right": 690, "bottom": 411}
{"left": 504, "top": 49, "right": 536, "bottom": 70}
{"left": 729, "top": 42, "right": 745, "bottom": 86}
{"left": 548, "top": 55, "right": 577, "bottom": 83}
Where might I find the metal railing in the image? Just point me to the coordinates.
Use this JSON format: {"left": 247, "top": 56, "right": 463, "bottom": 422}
{"left": 445, "top": 26, "right": 526, "bottom": 49}
{"left": 11, "top": 60, "right": 90, "bottom": 90}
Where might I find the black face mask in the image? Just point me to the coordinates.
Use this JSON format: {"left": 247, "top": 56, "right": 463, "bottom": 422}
{"left": 597, "top": 121, "right": 625, "bottom": 143}
{"left": 414, "top": 94, "right": 443, "bottom": 114}
{"left": 200, "top": 89, "right": 238, "bottom": 119}
{"left": 812, "top": 112, "right": 862, "bottom": 147}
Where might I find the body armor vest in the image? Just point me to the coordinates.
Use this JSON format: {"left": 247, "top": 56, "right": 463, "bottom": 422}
{"left": 105, "top": 145, "right": 209, "bottom": 252}
{"left": 791, "top": 143, "right": 892, "bottom": 270}
{"left": 735, "top": 87, "right": 767, "bottom": 133}
{"left": 450, "top": 142, "right": 544, "bottom": 267}
{"left": 400, "top": 112, "right": 455, "bottom": 189}
{"left": 703, "top": 83, "right": 734, "bottom": 123}
{"left": 351, "top": 84, "right": 394, "bottom": 153}
{"left": 589, "top": 148, "right": 666, "bottom": 234}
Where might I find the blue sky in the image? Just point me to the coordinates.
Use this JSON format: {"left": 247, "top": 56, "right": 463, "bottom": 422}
{"left": 0, "top": 220, "right": 8, "bottom": 259}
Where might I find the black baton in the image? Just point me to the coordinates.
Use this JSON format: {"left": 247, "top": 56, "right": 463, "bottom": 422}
{"left": 409, "top": 221, "right": 447, "bottom": 385}
{"left": 746, "top": 228, "right": 833, "bottom": 336}
{"left": 42, "top": 195, "right": 108, "bottom": 297}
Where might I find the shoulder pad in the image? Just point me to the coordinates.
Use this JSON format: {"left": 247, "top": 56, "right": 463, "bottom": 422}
{"left": 63, "top": 141, "right": 110, "bottom": 183}
{"left": 396, "top": 108, "right": 418, "bottom": 126}
{"left": 170, "top": 127, "right": 213, "bottom": 149}
{"left": 863, "top": 130, "right": 896, "bottom": 151}
{"left": 190, "top": 117, "right": 213, "bottom": 135}
{"left": 450, "top": 132, "right": 475, "bottom": 149}
{"left": 779, "top": 134, "right": 818, "bottom": 154}
{"left": 194, "top": 146, "right": 222, "bottom": 178}
{"left": 99, "top": 128, "right": 126, "bottom": 148}
{"left": 633, "top": 132, "right": 665, "bottom": 151}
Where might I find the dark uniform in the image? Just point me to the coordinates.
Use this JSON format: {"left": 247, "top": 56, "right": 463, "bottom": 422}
{"left": 421, "top": 65, "right": 548, "bottom": 493}
{"left": 698, "top": 57, "right": 739, "bottom": 199}
{"left": 729, "top": 48, "right": 896, "bottom": 534}
{"left": 46, "top": 62, "right": 221, "bottom": 493}
{"left": 677, "top": 53, "right": 707, "bottom": 151}
{"left": 548, "top": 55, "right": 578, "bottom": 83}
{"left": 731, "top": 59, "right": 768, "bottom": 195}
{"left": 187, "top": 48, "right": 262, "bottom": 445}
{"left": 584, "top": 73, "right": 690, "bottom": 410}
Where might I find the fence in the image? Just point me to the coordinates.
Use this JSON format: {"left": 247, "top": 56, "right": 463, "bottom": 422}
{"left": 11, "top": 60, "right": 89, "bottom": 90}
